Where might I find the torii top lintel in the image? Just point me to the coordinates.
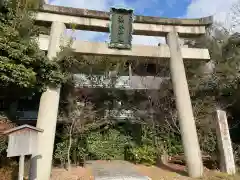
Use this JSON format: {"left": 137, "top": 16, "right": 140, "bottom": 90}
{"left": 39, "top": 4, "right": 213, "bottom": 27}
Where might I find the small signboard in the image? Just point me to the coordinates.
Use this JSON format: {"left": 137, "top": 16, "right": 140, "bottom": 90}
{"left": 4, "top": 125, "right": 43, "bottom": 180}
{"left": 109, "top": 7, "right": 134, "bottom": 50}
{"left": 4, "top": 125, "right": 43, "bottom": 157}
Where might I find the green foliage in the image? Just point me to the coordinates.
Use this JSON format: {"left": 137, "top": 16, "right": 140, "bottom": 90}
{"left": 186, "top": 26, "right": 240, "bottom": 105}
{"left": 74, "top": 142, "right": 87, "bottom": 160}
{"left": 87, "top": 129, "right": 130, "bottom": 160}
{"left": 0, "top": 0, "right": 64, "bottom": 94}
{"left": 0, "top": 138, "right": 7, "bottom": 156}
{"left": 128, "top": 145, "right": 157, "bottom": 165}
{"left": 158, "top": 134, "right": 183, "bottom": 156}
{"left": 126, "top": 125, "right": 183, "bottom": 165}
{"left": 198, "top": 126, "right": 217, "bottom": 155}
{"left": 233, "top": 143, "right": 240, "bottom": 166}
{"left": 54, "top": 141, "right": 68, "bottom": 165}
{"left": 53, "top": 121, "right": 184, "bottom": 167}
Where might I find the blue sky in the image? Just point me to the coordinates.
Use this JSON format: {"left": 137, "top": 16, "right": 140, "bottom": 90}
{"left": 49, "top": 0, "right": 190, "bottom": 17}
{"left": 47, "top": 0, "right": 239, "bottom": 44}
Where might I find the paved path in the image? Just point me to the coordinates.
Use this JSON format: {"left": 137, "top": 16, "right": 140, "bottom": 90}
{"left": 87, "top": 160, "right": 151, "bottom": 180}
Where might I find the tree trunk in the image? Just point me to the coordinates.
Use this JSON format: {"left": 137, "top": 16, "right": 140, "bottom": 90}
{"left": 67, "top": 119, "right": 75, "bottom": 171}
{"left": 67, "top": 135, "right": 72, "bottom": 171}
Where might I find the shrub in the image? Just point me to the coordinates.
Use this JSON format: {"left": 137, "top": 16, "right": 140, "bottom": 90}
{"left": 54, "top": 141, "right": 68, "bottom": 166}
{"left": 87, "top": 129, "right": 130, "bottom": 160}
{"left": 128, "top": 145, "right": 157, "bottom": 166}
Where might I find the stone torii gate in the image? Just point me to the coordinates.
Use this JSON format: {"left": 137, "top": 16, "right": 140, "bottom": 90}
{"left": 34, "top": 3, "right": 213, "bottom": 180}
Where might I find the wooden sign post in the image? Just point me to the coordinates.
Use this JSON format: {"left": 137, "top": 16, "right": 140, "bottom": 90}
{"left": 4, "top": 125, "right": 43, "bottom": 180}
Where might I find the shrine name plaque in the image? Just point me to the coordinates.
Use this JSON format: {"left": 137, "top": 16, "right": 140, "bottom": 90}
{"left": 109, "top": 7, "right": 134, "bottom": 50}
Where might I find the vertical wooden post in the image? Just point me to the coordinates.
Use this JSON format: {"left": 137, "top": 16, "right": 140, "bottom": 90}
{"left": 215, "top": 109, "right": 236, "bottom": 174}
{"left": 166, "top": 31, "right": 203, "bottom": 178}
{"left": 29, "top": 155, "right": 39, "bottom": 180}
{"left": 18, "top": 155, "right": 25, "bottom": 180}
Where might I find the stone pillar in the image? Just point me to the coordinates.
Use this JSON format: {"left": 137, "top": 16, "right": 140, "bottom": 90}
{"left": 166, "top": 31, "right": 203, "bottom": 178}
{"left": 215, "top": 109, "right": 236, "bottom": 174}
{"left": 34, "top": 21, "right": 66, "bottom": 180}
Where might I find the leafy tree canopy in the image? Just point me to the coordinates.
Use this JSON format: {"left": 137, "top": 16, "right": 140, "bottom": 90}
{"left": 185, "top": 25, "right": 240, "bottom": 107}
{"left": 0, "top": 0, "right": 65, "bottom": 96}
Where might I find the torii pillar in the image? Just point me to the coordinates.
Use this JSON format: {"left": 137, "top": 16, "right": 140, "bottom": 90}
{"left": 32, "top": 21, "right": 66, "bottom": 180}
{"left": 166, "top": 31, "right": 203, "bottom": 178}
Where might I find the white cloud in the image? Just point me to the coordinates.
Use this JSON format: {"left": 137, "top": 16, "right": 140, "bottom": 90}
{"left": 49, "top": 0, "right": 163, "bottom": 45}
{"left": 186, "top": 0, "right": 239, "bottom": 30}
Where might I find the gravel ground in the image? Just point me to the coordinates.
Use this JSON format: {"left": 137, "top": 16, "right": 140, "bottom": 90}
{"left": 49, "top": 161, "right": 240, "bottom": 180}
{"left": 2, "top": 160, "right": 239, "bottom": 180}
{"left": 51, "top": 166, "right": 93, "bottom": 180}
{"left": 88, "top": 160, "right": 151, "bottom": 180}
